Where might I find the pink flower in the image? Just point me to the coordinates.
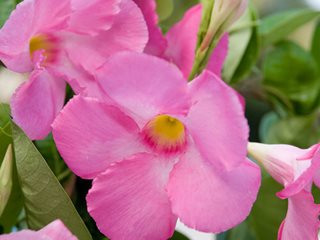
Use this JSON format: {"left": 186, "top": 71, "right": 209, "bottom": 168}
{"left": 0, "top": 0, "right": 147, "bottom": 140}
{"left": 52, "top": 52, "right": 261, "bottom": 239}
{"left": 134, "top": 1, "right": 228, "bottom": 79}
{"left": 0, "top": 220, "right": 77, "bottom": 240}
{"left": 248, "top": 142, "right": 320, "bottom": 240}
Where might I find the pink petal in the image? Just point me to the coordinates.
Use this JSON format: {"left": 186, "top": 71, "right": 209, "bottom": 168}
{"left": 0, "top": 0, "right": 71, "bottom": 72}
{"left": 164, "top": 4, "right": 228, "bottom": 78}
{"left": 68, "top": 0, "right": 120, "bottom": 35}
{"left": 133, "top": 0, "right": 167, "bottom": 56}
{"left": 185, "top": 70, "right": 248, "bottom": 170}
{"left": 95, "top": 52, "right": 190, "bottom": 127}
{"left": 0, "top": 220, "right": 77, "bottom": 240}
{"left": 38, "top": 220, "right": 77, "bottom": 240}
{"left": 64, "top": 0, "right": 148, "bottom": 73}
{"left": 87, "top": 153, "right": 177, "bottom": 240}
{"left": 278, "top": 146, "right": 320, "bottom": 199}
{"left": 206, "top": 33, "right": 229, "bottom": 77}
{"left": 248, "top": 143, "right": 320, "bottom": 198}
{"left": 52, "top": 96, "right": 146, "bottom": 179}
{"left": 11, "top": 69, "right": 65, "bottom": 140}
{"left": 167, "top": 145, "right": 261, "bottom": 233}
{"left": 278, "top": 191, "right": 320, "bottom": 240}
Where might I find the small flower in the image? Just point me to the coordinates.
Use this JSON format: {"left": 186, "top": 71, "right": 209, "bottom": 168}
{"left": 0, "top": 0, "right": 148, "bottom": 140}
{"left": 53, "top": 52, "right": 261, "bottom": 240}
{"left": 0, "top": 219, "right": 77, "bottom": 240}
{"left": 248, "top": 142, "right": 320, "bottom": 240}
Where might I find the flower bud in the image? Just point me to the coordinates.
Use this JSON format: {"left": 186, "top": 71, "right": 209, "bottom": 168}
{"left": 0, "top": 68, "right": 26, "bottom": 104}
{"left": 200, "top": 0, "right": 247, "bottom": 51}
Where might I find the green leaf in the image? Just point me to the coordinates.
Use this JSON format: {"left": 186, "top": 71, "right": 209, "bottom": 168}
{"left": 261, "top": 113, "right": 320, "bottom": 148}
{"left": 259, "top": 9, "right": 320, "bottom": 47}
{"left": 0, "top": 0, "right": 16, "bottom": 28}
{"left": 311, "top": 21, "right": 320, "bottom": 71}
{"left": 262, "top": 41, "right": 320, "bottom": 115}
{"left": 223, "top": 1, "right": 260, "bottom": 84}
{"left": 248, "top": 176, "right": 287, "bottom": 240}
{"left": 0, "top": 145, "right": 13, "bottom": 216}
{"left": 170, "top": 231, "right": 190, "bottom": 240}
{"left": 12, "top": 122, "right": 92, "bottom": 240}
{"left": 217, "top": 221, "right": 256, "bottom": 240}
{"left": 156, "top": 0, "right": 174, "bottom": 22}
{"left": 0, "top": 123, "right": 23, "bottom": 233}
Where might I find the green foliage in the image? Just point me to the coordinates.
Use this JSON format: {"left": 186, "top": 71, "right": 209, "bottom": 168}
{"left": 156, "top": 0, "right": 174, "bottom": 22}
{"left": 217, "top": 221, "right": 256, "bottom": 240}
{"left": 260, "top": 112, "right": 320, "bottom": 148}
{"left": 248, "top": 176, "right": 287, "bottom": 240}
{"left": 12, "top": 122, "right": 92, "bottom": 240}
{"left": 262, "top": 41, "right": 320, "bottom": 115}
{"left": 0, "top": 0, "right": 17, "bottom": 28}
{"left": 311, "top": 21, "right": 320, "bottom": 72}
{"left": 259, "top": 9, "right": 320, "bottom": 47}
{"left": 0, "top": 145, "right": 13, "bottom": 216}
{"left": 223, "top": 2, "right": 260, "bottom": 84}
{"left": 170, "top": 231, "right": 190, "bottom": 240}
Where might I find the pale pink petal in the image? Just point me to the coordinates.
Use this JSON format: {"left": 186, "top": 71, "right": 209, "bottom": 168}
{"left": 164, "top": 5, "right": 228, "bottom": 78}
{"left": 278, "top": 146, "right": 320, "bottom": 199}
{"left": 68, "top": 0, "right": 120, "bottom": 35}
{"left": 185, "top": 70, "right": 248, "bottom": 170}
{"left": 313, "top": 169, "right": 320, "bottom": 189}
{"left": 11, "top": 69, "right": 65, "bottom": 140}
{"left": 38, "top": 220, "right": 77, "bottom": 240}
{"left": 167, "top": 145, "right": 261, "bottom": 233}
{"left": 95, "top": 52, "right": 190, "bottom": 127}
{"left": 247, "top": 143, "right": 320, "bottom": 197}
{"left": 133, "top": 0, "right": 167, "bottom": 56}
{"left": 0, "top": 220, "right": 77, "bottom": 240}
{"left": 52, "top": 96, "right": 146, "bottom": 179}
{"left": 0, "top": 0, "right": 71, "bottom": 72}
{"left": 65, "top": 0, "right": 148, "bottom": 73}
{"left": 87, "top": 153, "right": 177, "bottom": 240}
{"left": 278, "top": 191, "right": 320, "bottom": 240}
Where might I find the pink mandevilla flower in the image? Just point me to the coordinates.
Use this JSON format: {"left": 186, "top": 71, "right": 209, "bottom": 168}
{"left": 0, "top": 0, "right": 147, "bottom": 140}
{"left": 0, "top": 220, "right": 77, "bottom": 240}
{"left": 248, "top": 142, "right": 320, "bottom": 240}
{"left": 133, "top": 1, "right": 229, "bottom": 79}
{"left": 52, "top": 52, "right": 261, "bottom": 240}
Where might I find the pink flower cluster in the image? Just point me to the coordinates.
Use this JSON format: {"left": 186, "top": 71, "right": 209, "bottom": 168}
{"left": 0, "top": 0, "right": 275, "bottom": 239}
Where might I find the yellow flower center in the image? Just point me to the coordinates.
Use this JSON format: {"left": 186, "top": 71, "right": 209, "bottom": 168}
{"left": 29, "top": 34, "right": 58, "bottom": 66}
{"left": 143, "top": 115, "right": 186, "bottom": 154}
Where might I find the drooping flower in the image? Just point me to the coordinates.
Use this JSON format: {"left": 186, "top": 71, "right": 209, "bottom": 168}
{"left": 52, "top": 52, "right": 261, "bottom": 239}
{"left": 0, "top": 219, "right": 77, "bottom": 240}
{"left": 248, "top": 142, "right": 320, "bottom": 240}
{"left": 0, "top": 0, "right": 147, "bottom": 140}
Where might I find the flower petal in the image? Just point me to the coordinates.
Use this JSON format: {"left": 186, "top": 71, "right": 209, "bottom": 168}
{"left": 64, "top": 0, "right": 148, "bottom": 73}
{"left": 164, "top": 4, "right": 228, "bottom": 78}
{"left": 0, "top": 220, "right": 76, "bottom": 240}
{"left": 167, "top": 145, "right": 261, "bottom": 233}
{"left": 38, "top": 220, "right": 77, "bottom": 240}
{"left": 0, "top": 0, "right": 71, "bottom": 72}
{"left": 278, "top": 145, "right": 320, "bottom": 199}
{"left": 87, "top": 153, "right": 177, "bottom": 240}
{"left": 68, "top": 0, "right": 120, "bottom": 35}
{"left": 95, "top": 52, "right": 190, "bottom": 127}
{"left": 11, "top": 69, "right": 65, "bottom": 140}
{"left": 133, "top": 0, "right": 167, "bottom": 56}
{"left": 52, "top": 96, "right": 146, "bottom": 179}
{"left": 185, "top": 70, "right": 248, "bottom": 170}
{"left": 278, "top": 190, "right": 320, "bottom": 240}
